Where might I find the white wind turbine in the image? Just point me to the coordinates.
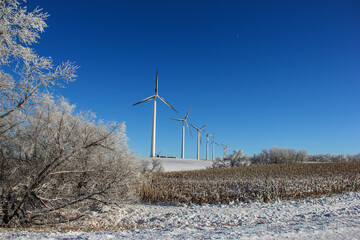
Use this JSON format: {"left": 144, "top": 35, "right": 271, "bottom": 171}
{"left": 222, "top": 142, "right": 230, "bottom": 158}
{"left": 203, "top": 129, "right": 214, "bottom": 160}
{"left": 190, "top": 123, "right": 208, "bottom": 160}
{"left": 171, "top": 107, "right": 192, "bottom": 159}
{"left": 217, "top": 142, "right": 229, "bottom": 158}
{"left": 133, "top": 70, "right": 177, "bottom": 157}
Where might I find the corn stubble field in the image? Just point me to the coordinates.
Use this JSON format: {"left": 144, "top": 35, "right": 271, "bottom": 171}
{"left": 140, "top": 162, "right": 360, "bottom": 205}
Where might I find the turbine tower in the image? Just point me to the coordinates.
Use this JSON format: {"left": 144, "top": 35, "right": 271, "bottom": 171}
{"left": 190, "top": 123, "right": 207, "bottom": 160}
{"left": 211, "top": 133, "right": 216, "bottom": 160}
{"left": 133, "top": 70, "right": 177, "bottom": 157}
{"left": 203, "top": 130, "right": 214, "bottom": 160}
{"left": 171, "top": 107, "right": 192, "bottom": 159}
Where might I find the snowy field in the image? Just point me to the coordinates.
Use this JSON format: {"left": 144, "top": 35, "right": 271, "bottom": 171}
{"left": 1, "top": 192, "right": 360, "bottom": 239}
{"left": 137, "top": 157, "right": 213, "bottom": 172}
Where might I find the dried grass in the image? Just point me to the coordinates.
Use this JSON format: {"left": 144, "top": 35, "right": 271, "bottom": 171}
{"left": 139, "top": 162, "right": 360, "bottom": 204}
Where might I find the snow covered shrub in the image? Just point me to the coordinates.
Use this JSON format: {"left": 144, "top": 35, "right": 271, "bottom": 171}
{"left": 212, "top": 150, "right": 251, "bottom": 168}
{"left": 251, "top": 146, "right": 308, "bottom": 165}
{"left": 139, "top": 159, "right": 164, "bottom": 174}
{"left": 308, "top": 153, "right": 360, "bottom": 162}
{"left": 213, "top": 147, "right": 308, "bottom": 168}
{"left": 0, "top": 96, "right": 138, "bottom": 226}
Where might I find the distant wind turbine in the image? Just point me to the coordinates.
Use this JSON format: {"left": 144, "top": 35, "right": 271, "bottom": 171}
{"left": 222, "top": 142, "right": 230, "bottom": 158}
{"left": 217, "top": 142, "right": 229, "bottom": 158}
{"left": 171, "top": 107, "right": 192, "bottom": 159}
{"left": 203, "top": 130, "right": 214, "bottom": 160}
{"left": 133, "top": 70, "right": 177, "bottom": 157}
{"left": 190, "top": 123, "right": 208, "bottom": 160}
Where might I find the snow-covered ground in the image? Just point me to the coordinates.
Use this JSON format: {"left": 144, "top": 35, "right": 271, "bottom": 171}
{"left": 2, "top": 192, "right": 360, "bottom": 239}
{"left": 137, "top": 157, "right": 213, "bottom": 172}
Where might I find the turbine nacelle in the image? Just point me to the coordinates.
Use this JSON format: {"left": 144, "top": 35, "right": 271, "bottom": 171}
{"left": 133, "top": 69, "right": 177, "bottom": 112}
{"left": 203, "top": 129, "right": 215, "bottom": 138}
{"left": 190, "top": 123, "right": 208, "bottom": 133}
{"left": 133, "top": 95, "right": 177, "bottom": 112}
{"left": 171, "top": 107, "right": 192, "bottom": 136}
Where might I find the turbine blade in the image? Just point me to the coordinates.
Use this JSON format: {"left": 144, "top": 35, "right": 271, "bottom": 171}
{"left": 189, "top": 123, "right": 200, "bottom": 131}
{"left": 186, "top": 122, "right": 193, "bottom": 137}
{"left": 203, "top": 129, "right": 208, "bottom": 136}
{"left": 133, "top": 95, "right": 155, "bottom": 106}
{"left": 158, "top": 95, "right": 177, "bottom": 112}
{"left": 200, "top": 124, "right": 208, "bottom": 131}
{"left": 155, "top": 69, "right": 158, "bottom": 95}
{"left": 171, "top": 118, "right": 184, "bottom": 122}
{"left": 185, "top": 106, "right": 191, "bottom": 120}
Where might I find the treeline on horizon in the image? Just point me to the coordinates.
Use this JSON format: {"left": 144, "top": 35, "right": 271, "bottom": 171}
{"left": 213, "top": 146, "right": 360, "bottom": 168}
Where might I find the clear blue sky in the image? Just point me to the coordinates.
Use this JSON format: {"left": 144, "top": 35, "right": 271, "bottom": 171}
{"left": 28, "top": 0, "right": 359, "bottom": 158}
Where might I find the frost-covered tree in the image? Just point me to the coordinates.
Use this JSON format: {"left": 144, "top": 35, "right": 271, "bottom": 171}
{"left": 308, "top": 153, "right": 360, "bottom": 163}
{"left": 0, "top": 96, "right": 138, "bottom": 226}
{"left": 0, "top": 0, "right": 77, "bottom": 120}
{"left": 212, "top": 150, "right": 251, "bottom": 168}
{"left": 139, "top": 159, "right": 164, "bottom": 174}
{"left": 251, "top": 146, "right": 308, "bottom": 165}
{"left": 0, "top": 1, "right": 138, "bottom": 226}
{"left": 347, "top": 154, "right": 360, "bottom": 162}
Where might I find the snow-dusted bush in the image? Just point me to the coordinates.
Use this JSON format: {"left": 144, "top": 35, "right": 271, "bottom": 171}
{"left": 139, "top": 159, "right": 164, "bottom": 174}
{"left": 213, "top": 147, "right": 307, "bottom": 168}
{"left": 251, "top": 146, "right": 308, "bottom": 165}
{"left": 308, "top": 153, "right": 360, "bottom": 162}
{"left": 0, "top": 96, "right": 138, "bottom": 226}
{"left": 212, "top": 150, "right": 251, "bottom": 168}
{"left": 346, "top": 154, "right": 360, "bottom": 162}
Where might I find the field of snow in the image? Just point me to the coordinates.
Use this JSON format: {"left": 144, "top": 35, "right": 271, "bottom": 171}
{"left": 137, "top": 157, "right": 213, "bottom": 172}
{"left": 2, "top": 192, "right": 360, "bottom": 239}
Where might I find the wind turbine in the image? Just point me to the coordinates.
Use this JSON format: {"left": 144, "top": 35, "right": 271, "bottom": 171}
{"left": 171, "top": 107, "right": 192, "bottom": 159}
{"left": 221, "top": 142, "right": 230, "bottom": 158}
{"left": 133, "top": 70, "right": 177, "bottom": 157}
{"left": 217, "top": 142, "right": 229, "bottom": 158}
{"left": 203, "top": 129, "right": 214, "bottom": 160}
{"left": 190, "top": 123, "right": 207, "bottom": 160}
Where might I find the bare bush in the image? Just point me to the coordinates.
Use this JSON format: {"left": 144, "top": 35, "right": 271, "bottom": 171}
{"left": 212, "top": 150, "right": 251, "bottom": 168}
{"left": 308, "top": 153, "right": 360, "bottom": 162}
{"left": 213, "top": 147, "right": 308, "bottom": 168}
{"left": 0, "top": 96, "right": 139, "bottom": 227}
{"left": 139, "top": 159, "right": 164, "bottom": 174}
{"left": 217, "top": 147, "right": 359, "bottom": 167}
{"left": 251, "top": 146, "right": 308, "bottom": 165}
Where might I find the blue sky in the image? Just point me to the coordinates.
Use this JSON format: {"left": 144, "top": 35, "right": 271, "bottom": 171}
{"left": 27, "top": 0, "right": 359, "bottom": 158}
